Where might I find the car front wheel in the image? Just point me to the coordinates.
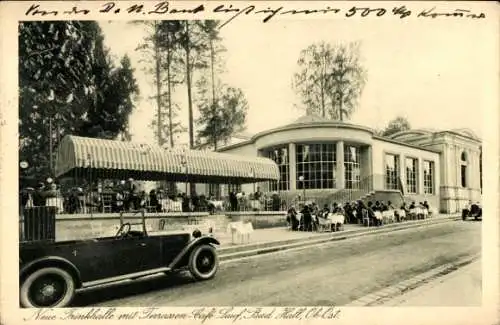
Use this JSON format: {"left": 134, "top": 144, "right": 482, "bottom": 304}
{"left": 20, "top": 267, "right": 75, "bottom": 308}
{"left": 188, "top": 244, "right": 219, "bottom": 280}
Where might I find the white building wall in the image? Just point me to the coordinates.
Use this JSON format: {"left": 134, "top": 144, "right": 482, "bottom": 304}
{"left": 372, "top": 139, "right": 441, "bottom": 191}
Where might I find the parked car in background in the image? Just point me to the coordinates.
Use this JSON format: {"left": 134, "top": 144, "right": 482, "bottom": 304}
{"left": 462, "top": 202, "right": 482, "bottom": 221}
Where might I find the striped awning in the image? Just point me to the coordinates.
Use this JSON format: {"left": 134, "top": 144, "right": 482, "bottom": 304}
{"left": 54, "top": 135, "right": 280, "bottom": 183}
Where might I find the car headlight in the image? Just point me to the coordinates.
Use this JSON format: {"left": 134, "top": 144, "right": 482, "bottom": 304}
{"left": 192, "top": 229, "right": 202, "bottom": 238}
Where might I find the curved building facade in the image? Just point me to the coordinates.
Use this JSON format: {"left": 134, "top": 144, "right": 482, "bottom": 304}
{"left": 216, "top": 115, "right": 482, "bottom": 214}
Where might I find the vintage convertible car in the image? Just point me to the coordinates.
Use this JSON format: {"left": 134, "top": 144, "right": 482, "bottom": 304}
{"left": 19, "top": 210, "right": 220, "bottom": 308}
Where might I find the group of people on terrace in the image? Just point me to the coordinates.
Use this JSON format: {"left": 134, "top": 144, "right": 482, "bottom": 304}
{"left": 287, "top": 199, "right": 434, "bottom": 232}
{"left": 18, "top": 177, "right": 285, "bottom": 215}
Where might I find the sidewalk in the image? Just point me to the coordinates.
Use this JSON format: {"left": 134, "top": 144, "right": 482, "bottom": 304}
{"left": 216, "top": 223, "right": 362, "bottom": 247}
{"left": 215, "top": 214, "right": 458, "bottom": 248}
{"left": 381, "top": 259, "right": 482, "bottom": 306}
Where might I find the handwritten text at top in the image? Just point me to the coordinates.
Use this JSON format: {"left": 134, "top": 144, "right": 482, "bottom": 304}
{"left": 24, "top": 2, "right": 487, "bottom": 28}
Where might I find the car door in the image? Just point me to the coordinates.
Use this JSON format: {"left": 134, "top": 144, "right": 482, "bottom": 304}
{"left": 60, "top": 239, "right": 119, "bottom": 282}
{"left": 108, "top": 236, "right": 163, "bottom": 276}
{"left": 159, "top": 233, "right": 191, "bottom": 265}
{"left": 133, "top": 236, "right": 163, "bottom": 271}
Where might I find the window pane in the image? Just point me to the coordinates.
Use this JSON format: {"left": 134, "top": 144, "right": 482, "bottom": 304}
{"left": 385, "top": 154, "right": 400, "bottom": 190}
{"left": 296, "top": 142, "right": 336, "bottom": 189}
{"left": 266, "top": 145, "right": 290, "bottom": 191}
{"left": 344, "top": 145, "right": 361, "bottom": 189}
{"left": 423, "top": 160, "right": 434, "bottom": 194}
{"left": 461, "top": 165, "right": 467, "bottom": 188}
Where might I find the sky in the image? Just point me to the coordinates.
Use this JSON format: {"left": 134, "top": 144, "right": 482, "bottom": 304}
{"left": 98, "top": 16, "right": 491, "bottom": 145}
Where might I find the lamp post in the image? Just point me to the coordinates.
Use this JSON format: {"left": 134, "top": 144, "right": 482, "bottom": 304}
{"left": 19, "top": 160, "right": 29, "bottom": 190}
{"left": 47, "top": 91, "right": 55, "bottom": 176}
{"left": 298, "top": 175, "right": 305, "bottom": 202}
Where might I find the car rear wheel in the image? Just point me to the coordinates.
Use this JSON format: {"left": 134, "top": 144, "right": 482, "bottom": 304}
{"left": 188, "top": 244, "right": 219, "bottom": 280}
{"left": 20, "top": 267, "right": 75, "bottom": 308}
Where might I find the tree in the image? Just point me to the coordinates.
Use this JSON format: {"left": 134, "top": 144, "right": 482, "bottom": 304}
{"left": 19, "top": 21, "right": 138, "bottom": 181}
{"left": 293, "top": 41, "right": 367, "bottom": 121}
{"left": 79, "top": 54, "right": 139, "bottom": 139}
{"left": 134, "top": 20, "right": 184, "bottom": 147}
{"left": 381, "top": 116, "right": 411, "bottom": 137}
{"left": 177, "top": 21, "right": 220, "bottom": 150}
{"left": 196, "top": 85, "right": 248, "bottom": 150}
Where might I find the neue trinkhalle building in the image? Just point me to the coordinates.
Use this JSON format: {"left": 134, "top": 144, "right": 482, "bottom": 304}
{"left": 216, "top": 115, "right": 482, "bottom": 214}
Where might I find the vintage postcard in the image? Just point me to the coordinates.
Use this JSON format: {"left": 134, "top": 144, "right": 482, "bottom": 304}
{"left": 0, "top": 1, "right": 498, "bottom": 325}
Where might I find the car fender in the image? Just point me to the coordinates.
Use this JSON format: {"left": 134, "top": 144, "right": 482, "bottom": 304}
{"left": 168, "top": 236, "right": 220, "bottom": 269}
{"left": 20, "top": 256, "right": 82, "bottom": 288}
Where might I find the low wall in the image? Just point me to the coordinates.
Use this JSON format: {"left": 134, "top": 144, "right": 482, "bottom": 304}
{"left": 22, "top": 211, "right": 288, "bottom": 242}
{"left": 53, "top": 212, "right": 211, "bottom": 241}
{"left": 226, "top": 211, "right": 288, "bottom": 229}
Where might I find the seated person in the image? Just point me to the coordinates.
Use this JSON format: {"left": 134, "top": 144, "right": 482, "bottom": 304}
{"left": 409, "top": 201, "right": 416, "bottom": 210}
{"left": 355, "top": 200, "right": 365, "bottom": 223}
{"left": 149, "top": 189, "right": 161, "bottom": 212}
{"left": 67, "top": 188, "right": 81, "bottom": 214}
{"left": 423, "top": 200, "right": 430, "bottom": 210}
{"left": 254, "top": 187, "right": 263, "bottom": 201}
{"left": 366, "top": 201, "right": 376, "bottom": 222}
{"left": 395, "top": 202, "right": 407, "bottom": 222}
{"left": 373, "top": 201, "right": 382, "bottom": 212}
{"left": 387, "top": 201, "right": 395, "bottom": 210}
{"left": 322, "top": 204, "right": 330, "bottom": 216}
{"left": 332, "top": 202, "right": 340, "bottom": 214}
{"left": 343, "top": 202, "right": 353, "bottom": 223}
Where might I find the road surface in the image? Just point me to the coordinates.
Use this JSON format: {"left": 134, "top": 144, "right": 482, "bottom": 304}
{"left": 73, "top": 220, "right": 481, "bottom": 307}
{"left": 380, "top": 259, "right": 482, "bottom": 306}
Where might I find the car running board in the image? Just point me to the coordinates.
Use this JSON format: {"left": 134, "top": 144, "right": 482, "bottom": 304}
{"left": 80, "top": 267, "right": 171, "bottom": 289}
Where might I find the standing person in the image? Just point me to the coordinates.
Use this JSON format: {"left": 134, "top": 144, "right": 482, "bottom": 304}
{"left": 229, "top": 191, "right": 237, "bottom": 211}
{"left": 254, "top": 186, "right": 263, "bottom": 201}
{"left": 32, "top": 182, "right": 46, "bottom": 207}
{"left": 300, "top": 204, "right": 312, "bottom": 232}
{"left": 287, "top": 205, "right": 299, "bottom": 231}
{"left": 236, "top": 191, "right": 243, "bottom": 211}
{"left": 181, "top": 193, "right": 191, "bottom": 212}
{"left": 124, "top": 178, "right": 138, "bottom": 210}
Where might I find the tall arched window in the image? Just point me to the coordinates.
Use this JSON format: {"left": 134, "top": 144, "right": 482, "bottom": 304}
{"left": 460, "top": 151, "right": 467, "bottom": 188}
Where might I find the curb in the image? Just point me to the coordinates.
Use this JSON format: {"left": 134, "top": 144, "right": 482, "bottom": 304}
{"left": 218, "top": 215, "right": 459, "bottom": 255}
{"left": 219, "top": 216, "right": 460, "bottom": 262}
{"left": 345, "top": 254, "right": 481, "bottom": 307}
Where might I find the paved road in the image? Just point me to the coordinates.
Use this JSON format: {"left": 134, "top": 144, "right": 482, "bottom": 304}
{"left": 73, "top": 220, "right": 481, "bottom": 307}
{"left": 380, "top": 259, "right": 482, "bottom": 306}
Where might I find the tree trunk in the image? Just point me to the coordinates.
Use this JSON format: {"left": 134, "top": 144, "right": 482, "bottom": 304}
{"left": 154, "top": 22, "right": 163, "bottom": 146}
{"left": 339, "top": 93, "right": 343, "bottom": 121}
{"left": 185, "top": 22, "right": 194, "bottom": 150}
{"left": 184, "top": 21, "right": 196, "bottom": 195}
{"left": 167, "top": 33, "right": 174, "bottom": 148}
{"left": 210, "top": 38, "right": 218, "bottom": 151}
